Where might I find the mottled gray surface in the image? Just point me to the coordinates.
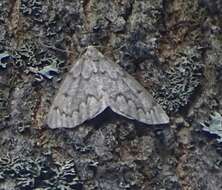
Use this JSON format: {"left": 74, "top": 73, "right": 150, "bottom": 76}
{"left": 47, "top": 46, "right": 169, "bottom": 129}
{"left": 0, "top": 0, "right": 222, "bottom": 189}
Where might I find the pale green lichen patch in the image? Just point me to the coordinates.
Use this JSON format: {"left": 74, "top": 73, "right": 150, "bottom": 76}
{"left": 13, "top": 40, "right": 64, "bottom": 81}
{"left": 201, "top": 112, "right": 222, "bottom": 143}
{"left": 0, "top": 155, "right": 82, "bottom": 190}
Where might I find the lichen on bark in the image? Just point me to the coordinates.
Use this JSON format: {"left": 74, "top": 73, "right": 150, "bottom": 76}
{"left": 0, "top": 0, "right": 222, "bottom": 190}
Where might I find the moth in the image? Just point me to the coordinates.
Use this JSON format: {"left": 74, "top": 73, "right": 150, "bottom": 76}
{"left": 46, "top": 46, "right": 169, "bottom": 128}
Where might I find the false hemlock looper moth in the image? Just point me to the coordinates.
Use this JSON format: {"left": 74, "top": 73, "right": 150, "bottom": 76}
{"left": 46, "top": 46, "right": 169, "bottom": 128}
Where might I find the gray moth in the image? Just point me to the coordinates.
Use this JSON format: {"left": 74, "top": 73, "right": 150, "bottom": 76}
{"left": 46, "top": 46, "right": 169, "bottom": 129}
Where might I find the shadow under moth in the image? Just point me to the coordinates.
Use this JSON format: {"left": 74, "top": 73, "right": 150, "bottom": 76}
{"left": 46, "top": 46, "right": 169, "bottom": 129}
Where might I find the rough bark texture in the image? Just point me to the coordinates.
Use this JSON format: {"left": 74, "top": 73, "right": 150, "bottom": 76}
{"left": 0, "top": 0, "right": 222, "bottom": 189}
